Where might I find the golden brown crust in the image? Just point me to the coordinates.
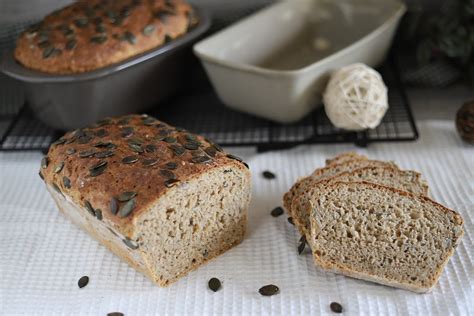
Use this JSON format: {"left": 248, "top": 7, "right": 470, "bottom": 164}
{"left": 14, "top": 0, "right": 196, "bottom": 74}
{"left": 39, "top": 114, "right": 249, "bottom": 236}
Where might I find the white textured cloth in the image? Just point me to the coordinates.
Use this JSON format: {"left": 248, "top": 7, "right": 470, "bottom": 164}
{"left": 0, "top": 120, "right": 472, "bottom": 315}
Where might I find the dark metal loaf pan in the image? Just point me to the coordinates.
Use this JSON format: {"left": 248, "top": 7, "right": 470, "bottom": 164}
{"left": 0, "top": 7, "right": 210, "bottom": 131}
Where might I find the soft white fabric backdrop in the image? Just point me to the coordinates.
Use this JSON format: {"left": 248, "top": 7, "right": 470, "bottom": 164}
{"left": 0, "top": 120, "right": 472, "bottom": 315}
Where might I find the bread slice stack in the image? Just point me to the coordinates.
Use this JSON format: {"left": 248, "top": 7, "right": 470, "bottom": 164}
{"left": 283, "top": 152, "right": 464, "bottom": 293}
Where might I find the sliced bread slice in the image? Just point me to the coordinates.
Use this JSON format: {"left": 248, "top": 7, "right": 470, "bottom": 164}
{"left": 283, "top": 159, "right": 398, "bottom": 217}
{"left": 325, "top": 152, "right": 368, "bottom": 166}
{"left": 306, "top": 181, "right": 464, "bottom": 293}
{"left": 291, "top": 166, "right": 429, "bottom": 239}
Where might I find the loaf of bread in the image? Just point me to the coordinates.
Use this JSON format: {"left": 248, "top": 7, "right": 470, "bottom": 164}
{"left": 39, "top": 114, "right": 251, "bottom": 286}
{"left": 291, "top": 165, "right": 429, "bottom": 239}
{"left": 305, "top": 182, "right": 464, "bottom": 293}
{"left": 15, "top": 0, "right": 197, "bottom": 74}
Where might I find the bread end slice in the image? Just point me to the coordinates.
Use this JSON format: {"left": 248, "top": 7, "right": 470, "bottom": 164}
{"left": 307, "top": 181, "right": 463, "bottom": 293}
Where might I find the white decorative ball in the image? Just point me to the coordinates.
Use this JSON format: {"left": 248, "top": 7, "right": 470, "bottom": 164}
{"left": 323, "top": 63, "right": 388, "bottom": 131}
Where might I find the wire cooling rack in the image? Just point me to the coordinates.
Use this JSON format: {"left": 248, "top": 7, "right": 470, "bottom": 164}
{"left": 0, "top": 59, "right": 417, "bottom": 153}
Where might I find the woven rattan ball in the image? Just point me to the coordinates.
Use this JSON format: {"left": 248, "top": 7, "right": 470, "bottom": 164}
{"left": 323, "top": 63, "right": 388, "bottom": 131}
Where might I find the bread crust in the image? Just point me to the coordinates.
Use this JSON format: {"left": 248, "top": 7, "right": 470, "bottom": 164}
{"left": 308, "top": 181, "right": 464, "bottom": 293}
{"left": 14, "top": 0, "right": 196, "bottom": 74}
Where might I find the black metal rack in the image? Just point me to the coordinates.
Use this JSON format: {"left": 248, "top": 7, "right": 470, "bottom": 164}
{"left": 0, "top": 59, "right": 418, "bottom": 153}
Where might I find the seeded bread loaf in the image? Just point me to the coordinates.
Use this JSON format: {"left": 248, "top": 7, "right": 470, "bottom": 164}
{"left": 15, "top": 0, "right": 197, "bottom": 74}
{"left": 39, "top": 114, "right": 251, "bottom": 286}
{"left": 283, "top": 158, "right": 398, "bottom": 215}
{"left": 305, "top": 182, "right": 464, "bottom": 293}
{"left": 291, "top": 166, "right": 429, "bottom": 240}
{"left": 325, "top": 152, "right": 368, "bottom": 166}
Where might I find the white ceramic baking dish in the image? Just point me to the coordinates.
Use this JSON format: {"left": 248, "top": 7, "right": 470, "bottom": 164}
{"left": 194, "top": 0, "right": 406, "bottom": 123}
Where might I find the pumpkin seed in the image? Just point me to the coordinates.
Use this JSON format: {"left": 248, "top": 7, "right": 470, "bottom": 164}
{"left": 66, "top": 148, "right": 76, "bottom": 155}
{"left": 54, "top": 162, "right": 64, "bottom": 174}
{"left": 160, "top": 169, "right": 176, "bottom": 179}
{"left": 94, "top": 209, "right": 103, "bottom": 221}
{"left": 74, "top": 17, "right": 89, "bottom": 28}
{"left": 191, "top": 155, "right": 211, "bottom": 164}
{"left": 95, "top": 129, "right": 108, "bottom": 137}
{"left": 121, "top": 127, "right": 134, "bottom": 138}
{"left": 143, "top": 158, "right": 158, "bottom": 167}
{"left": 79, "top": 150, "right": 96, "bottom": 158}
{"left": 143, "top": 24, "right": 155, "bottom": 36}
{"left": 124, "top": 31, "right": 136, "bottom": 44}
{"left": 94, "top": 141, "right": 115, "bottom": 149}
{"left": 330, "top": 302, "right": 343, "bottom": 313}
{"left": 227, "top": 154, "right": 249, "bottom": 169}
{"left": 145, "top": 144, "right": 157, "bottom": 153}
{"left": 119, "top": 198, "right": 136, "bottom": 218}
{"left": 43, "top": 47, "right": 61, "bottom": 58}
{"left": 163, "top": 137, "right": 177, "bottom": 143}
{"left": 91, "top": 34, "right": 107, "bottom": 44}
{"left": 66, "top": 39, "right": 77, "bottom": 50}
{"left": 142, "top": 117, "right": 156, "bottom": 125}
{"left": 288, "top": 217, "right": 294, "bottom": 225}
{"left": 170, "top": 145, "right": 185, "bottom": 156}
{"left": 95, "top": 150, "right": 114, "bottom": 158}
{"left": 123, "top": 237, "right": 139, "bottom": 249}
{"left": 63, "top": 176, "right": 71, "bottom": 189}
{"left": 213, "top": 143, "right": 223, "bottom": 152}
{"left": 208, "top": 278, "right": 221, "bottom": 292}
{"left": 41, "top": 156, "right": 49, "bottom": 169}
{"left": 185, "top": 134, "right": 197, "bottom": 142}
{"left": 165, "top": 162, "right": 177, "bottom": 170}
{"left": 89, "top": 160, "right": 107, "bottom": 177}
{"left": 78, "top": 276, "right": 89, "bottom": 288}
{"left": 96, "top": 118, "right": 112, "bottom": 126}
{"left": 122, "top": 155, "right": 139, "bottom": 164}
{"left": 259, "top": 284, "right": 279, "bottom": 296}
{"left": 298, "top": 237, "right": 306, "bottom": 255}
{"left": 204, "top": 147, "right": 217, "bottom": 157}
{"left": 164, "top": 178, "right": 180, "bottom": 188}
{"left": 117, "top": 191, "right": 137, "bottom": 202}
{"left": 262, "top": 170, "right": 276, "bottom": 179}
{"left": 77, "top": 135, "right": 92, "bottom": 144}
{"left": 39, "top": 171, "right": 44, "bottom": 181}
{"left": 128, "top": 143, "right": 144, "bottom": 153}
{"left": 108, "top": 313, "right": 123, "bottom": 316}
{"left": 271, "top": 207, "right": 284, "bottom": 217}
{"left": 84, "top": 200, "right": 95, "bottom": 216}
{"left": 95, "top": 23, "right": 106, "bottom": 33}
{"left": 110, "top": 197, "right": 119, "bottom": 215}
{"left": 184, "top": 142, "right": 199, "bottom": 150}
{"left": 65, "top": 136, "right": 76, "bottom": 144}
{"left": 128, "top": 137, "right": 144, "bottom": 145}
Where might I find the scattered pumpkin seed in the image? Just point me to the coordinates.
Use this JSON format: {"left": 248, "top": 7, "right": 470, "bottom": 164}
{"left": 89, "top": 160, "right": 107, "bottom": 177}
{"left": 74, "top": 17, "right": 89, "bottom": 28}
{"left": 298, "top": 237, "right": 306, "bottom": 255}
{"left": 110, "top": 197, "right": 119, "bottom": 215}
{"left": 65, "top": 136, "right": 76, "bottom": 144}
{"left": 208, "top": 278, "right": 221, "bottom": 292}
{"left": 54, "top": 162, "right": 64, "bottom": 174}
{"left": 160, "top": 169, "right": 176, "bottom": 179}
{"left": 79, "top": 150, "right": 96, "bottom": 158}
{"left": 94, "top": 141, "right": 115, "bottom": 148}
{"left": 66, "top": 148, "right": 76, "bottom": 155}
{"left": 142, "top": 117, "right": 156, "bottom": 125}
{"left": 63, "top": 176, "right": 71, "bottom": 189}
{"left": 271, "top": 207, "right": 284, "bottom": 217}
{"left": 170, "top": 145, "right": 185, "bottom": 156}
{"left": 143, "top": 24, "right": 155, "bottom": 36}
{"left": 262, "top": 171, "right": 276, "bottom": 179}
{"left": 259, "top": 284, "right": 279, "bottom": 296}
{"left": 204, "top": 147, "right": 217, "bottom": 157}
{"left": 124, "top": 31, "right": 136, "bottom": 44}
{"left": 165, "top": 162, "right": 177, "bottom": 170}
{"left": 227, "top": 154, "right": 249, "bottom": 169}
{"left": 117, "top": 191, "right": 137, "bottom": 202}
{"left": 84, "top": 200, "right": 95, "bottom": 216}
{"left": 77, "top": 135, "right": 92, "bottom": 144}
{"left": 191, "top": 155, "right": 211, "bottom": 164}
{"left": 163, "top": 137, "right": 177, "bottom": 143}
{"left": 122, "top": 155, "right": 139, "bottom": 164}
{"left": 330, "top": 302, "right": 343, "bottom": 313}
{"left": 164, "top": 178, "right": 180, "bottom": 188}
{"left": 143, "top": 158, "right": 159, "bottom": 167}
{"left": 119, "top": 198, "right": 136, "bottom": 218}
{"left": 91, "top": 34, "right": 107, "bottom": 44}
{"left": 66, "top": 39, "right": 77, "bottom": 50}
{"left": 95, "top": 23, "right": 106, "bottom": 33}
{"left": 95, "top": 150, "right": 114, "bottom": 158}
{"left": 78, "top": 276, "right": 89, "bottom": 288}
{"left": 185, "top": 134, "right": 197, "bottom": 142}
{"left": 123, "top": 237, "right": 139, "bottom": 249}
{"left": 288, "top": 217, "right": 294, "bottom": 225}
{"left": 121, "top": 127, "right": 134, "bottom": 138}
{"left": 145, "top": 144, "right": 157, "bottom": 153}
{"left": 51, "top": 138, "right": 66, "bottom": 146}
{"left": 41, "top": 156, "right": 49, "bottom": 169}
{"left": 94, "top": 209, "right": 103, "bottom": 221}
{"left": 184, "top": 142, "right": 199, "bottom": 150}
{"left": 128, "top": 143, "right": 144, "bottom": 153}
{"left": 39, "top": 171, "right": 44, "bottom": 181}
